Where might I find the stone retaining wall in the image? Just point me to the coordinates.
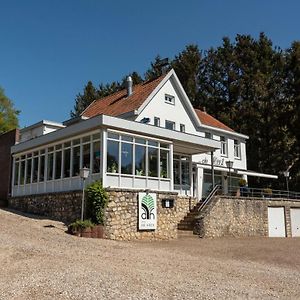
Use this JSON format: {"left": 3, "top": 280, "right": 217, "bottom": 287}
{"left": 8, "top": 189, "right": 197, "bottom": 240}
{"left": 194, "top": 196, "right": 300, "bottom": 238}
{"left": 8, "top": 191, "right": 82, "bottom": 223}
{"left": 105, "top": 188, "right": 197, "bottom": 240}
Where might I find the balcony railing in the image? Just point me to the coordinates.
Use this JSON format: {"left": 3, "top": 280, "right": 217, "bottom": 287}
{"left": 226, "top": 185, "right": 300, "bottom": 200}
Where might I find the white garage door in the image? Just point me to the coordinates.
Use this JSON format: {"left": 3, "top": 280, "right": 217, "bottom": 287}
{"left": 268, "top": 207, "right": 286, "bottom": 237}
{"left": 291, "top": 208, "right": 300, "bottom": 237}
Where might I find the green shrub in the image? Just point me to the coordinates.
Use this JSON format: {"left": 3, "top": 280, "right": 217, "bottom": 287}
{"left": 69, "top": 219, "right": 94, "bottom": 231}
{"left": 86, "top": 181, "right": 108, "bottom": 225}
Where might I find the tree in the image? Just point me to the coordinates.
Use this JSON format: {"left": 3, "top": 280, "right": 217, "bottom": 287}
{"left": 172, "top": 44, "right": 201, "bottom": 105}
{"left": 0, "top": 87, "right": 19, "bottom": 134}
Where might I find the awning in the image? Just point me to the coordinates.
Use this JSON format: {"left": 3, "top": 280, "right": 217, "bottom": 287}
{"left": 237, "top": 170, "right": 278, "bottom": 179}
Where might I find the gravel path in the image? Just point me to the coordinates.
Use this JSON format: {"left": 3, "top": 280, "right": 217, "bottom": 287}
{"left": 0, "top": 208, "right": 300, "bottom": 299}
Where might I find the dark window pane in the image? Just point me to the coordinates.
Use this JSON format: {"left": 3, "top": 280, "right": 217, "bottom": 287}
{"left": 73, "top": 139, "right": 80, "bottom": 146}
{"left": 148, "top": 147, "right": 158, "bottom": 177}
{"left": 108, "top": 132, "right": 119, "bottom": 140}
{"left": 160, "top": 150, "right": 169, "bottom": 178}
{"left": 173, "top": 160, "right": 180, "bottom": 184}
{"left": 20, "top": 160, "right": 25, "bottom": 185}
{"left": 121, "top": 135, "right": 133, "bottom": 142}
{"left": 92, "top": 141, "right": 101, "bottom": 173}
{"left": 181, "top": 161, "right": 190, "bottom": 186}
{"left": 32, "top": 156, "right": 39, "bottom": 183}
{"left": 55, "top": 151, "right": 62, "bottom": 179}
{"left": 72, "top": 146, "right": 80, "bottom": 177}
{"left": 135, "top": 145, "right": 146, "bottom": 176}
{"left": 39, "top": 155, "right": 45, "bottom": 182}
{"left": 135, "top": 138, "right": 146, "bottom": 145}
{"left": 63, "top": 148, "right": 71, "bottom": 178}
{"left": 148, "top": 140, "right": 158, "bottom": 147}
{"left": 121, "top": 143, "right": 133, "bottom": 174}
{"left": 14, "top": 162, "right": 19, "bottom": 185}
{"left": 26, "top": 159, "right": 32, "bottom": 184}
{"left": 107, "top": 140, "right": 119, "bottom": 173}
{"left": 82, "top": 143, "right": 90, "bottom": 168}
{"left": 82, "top": 136, "right": 90, "bottom": 143}
{"left": 47, "top": 153, "right": 54, "bottom": 180}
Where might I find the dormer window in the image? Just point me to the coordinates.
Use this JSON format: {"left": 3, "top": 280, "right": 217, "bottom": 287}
{"left": 165, "top": 94, "right": 175, "bottom": 105}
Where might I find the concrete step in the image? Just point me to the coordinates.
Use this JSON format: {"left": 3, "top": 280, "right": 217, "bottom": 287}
{"left": 177, "top": 230, "right": 198, "bottom": 239}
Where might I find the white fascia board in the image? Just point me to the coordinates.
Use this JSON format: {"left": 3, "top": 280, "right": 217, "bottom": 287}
{"left": 12, "top": 115, "right": 105, "bottom": 154}
{"left": 199, "top": 124, "right": 249, "bottom": 140}
{"left": 101, "top": 115, "right": 220, "bottom": 151}
{"left": 12, "top": 114, "right": 220, "bottom": 154}
{"left": 136, "top": 69, "right": 202, "bottom": 128}
{"left": 237, "top": 170, "right": 278, "bottom": 179}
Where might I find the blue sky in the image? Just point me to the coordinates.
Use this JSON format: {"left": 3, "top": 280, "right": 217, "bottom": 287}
{"left": 1, "top": 0, "right": 300, "bottom": 128}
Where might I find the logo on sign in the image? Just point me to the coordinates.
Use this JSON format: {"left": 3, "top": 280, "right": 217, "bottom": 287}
{"left": 138, "top": 192, "right": 157, "bottom": 230}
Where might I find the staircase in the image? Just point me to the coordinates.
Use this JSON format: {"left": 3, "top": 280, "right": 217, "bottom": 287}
{"left": 177, "top": 201, "right": 204, "bottom": 231}
{"left": 177, "top": 185, "right": 222, "bottom": 235}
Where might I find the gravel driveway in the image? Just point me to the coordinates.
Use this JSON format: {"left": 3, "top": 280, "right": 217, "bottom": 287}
{"left": 0, "top": 208, "right": 300, "bottom": 299}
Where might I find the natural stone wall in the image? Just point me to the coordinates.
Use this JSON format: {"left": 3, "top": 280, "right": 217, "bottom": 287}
{"left": 8, "top": 188, "right": 197, "bottom": 240}
{"left": 8, "top": 191, "right": 82, "bottom": 223}
{"left": 194, "top": 196, "right": 300, "bottom": 238}
{"left": 105, "top": 188, "right": 197, "bottom": 240}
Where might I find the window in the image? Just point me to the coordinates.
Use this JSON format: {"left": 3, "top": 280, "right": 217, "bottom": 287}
{"left": 220, "top": 136, "right": 227, "bottom": 156}
{"left": 92, "top": 140, "right": 101, "bottom": 173}
{"left": 165, "top": 94, "right": 175, "bottom": 105}
{"left": 54, "top": 149, "right": 62, "bottom": 179}
{"left": 106, "top": 132, "right": 170, "bottom": 179}
{"left": 135, "top": 144, "right": 146, "bottom": 176}
{"left": 160, "top": 149, "right": 169, "bottom": 178}
{"left": 82, "top": 143, "right": 90, "bottom": 168}
{"left": 32, "top": 155, "right": 39, "bottom": 183}
{"left": 20, "top": 159, "right": 25, "bottom": 185}
{"left": 39, "top": 154, "right": 45, "bottom": 182}
{"left": 26, "top": 155, "right": 32, "bottom": 184}
{"left": 107, "top": 140, "right": 119, "bottom": 173}
{"left": 63, "top": 147, "right": 71, "bottom": 178}
{"left": 180, "top": 124, "right": 185, "bottom": 133}
{"left": 14, "top": 159, "right": 19, "bottom": 186}
{"left": 47, "top": 151, "right": 54, "bottom": 180}
{"left": 165, "top": 120, "right": 175, "bottom": 130}
{"left": 148, "top": 147, "right": 158, "bottom": 177}
{"left": 234, "top": 140, "right": 241, "bottom": 158}
{"left": 173, "top": 155, "right": 191, "bottom": 188}
{"left": 154, "top": 117, "right": 160, "bottom": 127}
{"left": 72, "top": 145, "right": 80, "bottom": 177}
{"left": 121, "top": 142, "right": 133, "bottom": 174}
{"left": 205, "top": 132, "right": 212, "bottom": 139}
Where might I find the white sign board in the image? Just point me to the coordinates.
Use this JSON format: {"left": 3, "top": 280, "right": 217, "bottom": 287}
{"left": 138, "top": 192, "right": 157, "bottom": 230}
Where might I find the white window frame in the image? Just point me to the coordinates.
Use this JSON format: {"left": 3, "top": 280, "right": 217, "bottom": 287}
{"left": 220, "top": 136, "right": 227, "bottom": 156}
{"left": 180, "top": 124, "right": 185, "bottom": 133}
{"left": 234, "top": 139, "right": 241, "bottom": 159}
{"left": 165, "top": 120, "right": 175, "bottom": 131}
{"left": 154, "top": 117, "right": 160, "bottom": 127}
{"left": 165, "top": 94, "right": 175, "bottom": 105}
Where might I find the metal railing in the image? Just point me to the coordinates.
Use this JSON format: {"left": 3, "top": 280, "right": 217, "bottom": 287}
{"left": 227, "top": 185, "right": 300, "bottom": 200}
{"left": 198, "top": 184, "right": 222, "bottom": 211}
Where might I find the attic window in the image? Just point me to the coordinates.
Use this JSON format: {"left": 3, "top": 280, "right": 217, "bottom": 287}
{"left": 165, "top": 94, "right": 175, "bottom": 105}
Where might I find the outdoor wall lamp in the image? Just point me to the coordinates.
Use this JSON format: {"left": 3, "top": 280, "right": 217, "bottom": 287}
{"left": 283, "top": 170, "right": 290, "bottom": 194}
{"left": 80, "top": 167, "right": 90, "bottom": 221}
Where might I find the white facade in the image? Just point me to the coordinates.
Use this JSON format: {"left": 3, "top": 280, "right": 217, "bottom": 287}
{"left": 11, "top": 69, "right": 276, "bottom": 199}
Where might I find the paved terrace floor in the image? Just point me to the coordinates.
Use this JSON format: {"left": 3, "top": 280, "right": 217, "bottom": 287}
{"left": 0, "top": 209, "right": 300, "bottom": 299}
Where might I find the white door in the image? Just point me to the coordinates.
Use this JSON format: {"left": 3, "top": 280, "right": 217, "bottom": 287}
{"left": 291, "top": 208, "right": 300, "bottom": 237}
{"left": 268, "top": 207, "right": 286, "bottom": 237}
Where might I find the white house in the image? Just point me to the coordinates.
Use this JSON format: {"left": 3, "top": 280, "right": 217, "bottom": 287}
{"left": 10, "top": 69, "right": 276, "bottom": 199}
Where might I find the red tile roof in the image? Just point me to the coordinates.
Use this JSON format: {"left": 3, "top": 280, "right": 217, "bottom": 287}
{"left": 194, "top": 109, "right": 234, "bottom": 132}
{"left": 81, "top": 73, "right": 234, "bottom": 133}
{"left": 82, "top": 75, "right": 165, "bottom": 118}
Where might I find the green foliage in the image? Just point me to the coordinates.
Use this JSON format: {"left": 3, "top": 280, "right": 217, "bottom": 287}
{"left": 85, "top": 181, "right": 108, "bottom": 225}
{"left": 239, "top": 179, "right": 247, "bottom": 187}
{"left": 69, "top": 219, "right": 94, "bottom": 231}
{"left": 0, "top": 87, "right": 20, "bottom": 134}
